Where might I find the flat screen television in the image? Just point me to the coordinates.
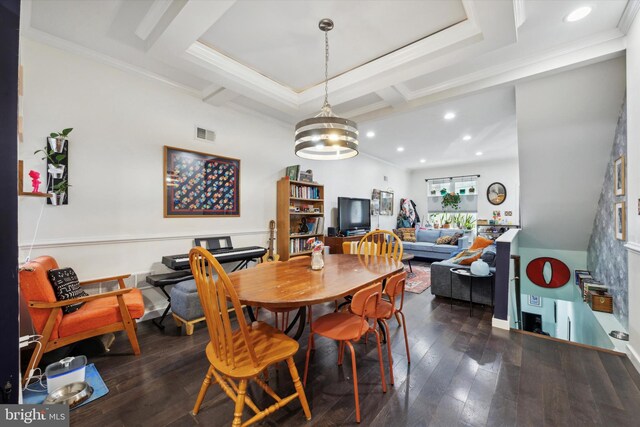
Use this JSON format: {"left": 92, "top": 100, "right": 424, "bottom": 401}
{"left": 337, "top": 197, "right": 371, "bottom": 233}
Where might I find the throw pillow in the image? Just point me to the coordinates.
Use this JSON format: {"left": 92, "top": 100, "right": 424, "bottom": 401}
{"left": 481, "top": 245, "right": 497, "bottom": 265}
{"left": 469, "top": 236, "right": 494, "bottom": 251}
{"left": 436, "top": 235, "right": 453, "bottom": 245}
{"left": 449, "top": 232, "right": 464, "bottom": 246}
{"left": 452, "top": 249, "right": 483, "bottom": 265}
{"left": 399, "top": 228, "right": 416, "bottom": 242}
{"left": 48, "top": 267, "right": 88, "bottom": 314}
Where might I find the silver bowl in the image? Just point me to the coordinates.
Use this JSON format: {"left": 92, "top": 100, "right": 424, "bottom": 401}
{"left": 44, "top": 381, "right": 93, "bottom": 408}
{"left": 610, "top": 330, "right": 629, "bottom": 341}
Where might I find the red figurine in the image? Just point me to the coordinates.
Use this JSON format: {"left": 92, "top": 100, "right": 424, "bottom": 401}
{"left": 28, "top": 170, "right": 41, "bottom": 193}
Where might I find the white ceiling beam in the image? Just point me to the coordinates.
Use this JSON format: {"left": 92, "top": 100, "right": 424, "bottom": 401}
{"left": 513, "top": 0, "right": 527, "bottom": 30}
{"left": 134, "top": 0, "right": 172, "bottom": 41}
{"left": 148, "top": 0, "right": 236, "bottom": 55}
{"left": 618, "top": 0, "right": 640, "bottom": 34}
{"left": 203, "top": 87, "right": 240, "bottom": 107}
{"left": 375, "top": 87, "right": 407, "bottom": 108}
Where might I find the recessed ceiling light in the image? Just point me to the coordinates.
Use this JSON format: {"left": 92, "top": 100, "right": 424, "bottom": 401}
{"left": 366, "top": 131, "right": 375, "bottom": 138}
{"left": 444, "top": 112, "right": 456, "bottom": 120}
{"left": 397, "top": 147, "right": 405, "bottom": 152}
{"left": 463, "top": 135, "right": 472, "bottom": 141}
{"left": 565, "top": 6, "right": 592, "bottom": 22}
{"left": 420, "top": 159, "right": 426, "bottom": 163}
{"left": 475, "top": 151, "right": 483, "bottom": 156}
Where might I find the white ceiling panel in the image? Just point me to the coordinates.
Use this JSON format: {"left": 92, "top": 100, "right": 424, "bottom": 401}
{"left": 198, "top": 0, "right": 466, "bottom": 92}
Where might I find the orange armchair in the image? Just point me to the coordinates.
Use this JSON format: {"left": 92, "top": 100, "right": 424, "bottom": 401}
{"left": 19, "top": 256, "right": 144, "bottom": 385}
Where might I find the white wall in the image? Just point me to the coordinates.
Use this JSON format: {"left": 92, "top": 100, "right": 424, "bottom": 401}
{"left": 626, "top": 15, "right": 640, "bottom": 372}
{"left": 516, "top": 57, "right": 626, "bottom": 251}
{"left": 408, "top": 157, "right": 520, "bottom": 223}
{"left": 18, "top": 40, "right": 408, "bottom": 317}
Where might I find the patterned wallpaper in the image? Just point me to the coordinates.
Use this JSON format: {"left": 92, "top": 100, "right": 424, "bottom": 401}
{"left": 587, "top": 98, "right": 627, "bottom": 328}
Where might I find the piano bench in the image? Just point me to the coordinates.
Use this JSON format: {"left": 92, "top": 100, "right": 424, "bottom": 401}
{"left": 170, "top": 279, "right": 205, "bottom": 336}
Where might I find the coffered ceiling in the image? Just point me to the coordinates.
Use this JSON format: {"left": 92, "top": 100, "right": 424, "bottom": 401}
{"left": 22, "top": 0, "right": 637, "bottom": 166}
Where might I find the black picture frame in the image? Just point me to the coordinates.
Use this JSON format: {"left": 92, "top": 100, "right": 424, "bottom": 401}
{"left": 487, "top": 182, "right": 507, "bottom": 205}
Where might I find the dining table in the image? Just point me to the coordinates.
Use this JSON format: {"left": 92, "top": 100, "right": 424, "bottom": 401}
{"left": 227, "top": 254, "right": 405, "bottom": 340}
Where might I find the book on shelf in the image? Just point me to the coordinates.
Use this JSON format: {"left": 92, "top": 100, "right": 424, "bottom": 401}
{"left": 290, "top": 184, "right": 320, "bottom": 199}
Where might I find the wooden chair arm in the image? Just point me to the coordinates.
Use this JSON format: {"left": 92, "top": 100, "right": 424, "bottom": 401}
{"left": 29, "top": 288, "right": 132, "bottom": 309}
{"left": 79, "top": 274, "right": 131, "bottom": 289}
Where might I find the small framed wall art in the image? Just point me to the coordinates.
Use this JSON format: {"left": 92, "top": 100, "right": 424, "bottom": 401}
{"left": 614, "top": 155, "right": 625, "bottom": 196}
{"left": 164, "top": 146, "right": 240, "bottom": 217}
{"left": 615, "top": 201, "right": 626, "bottom": 241}
{"left": 528, "top": 295, "right": 542, "bottom": 307}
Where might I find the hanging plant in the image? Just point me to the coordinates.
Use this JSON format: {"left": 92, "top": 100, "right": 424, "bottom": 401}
{"left": 441, "top": 193, "right": 461, "bottom": 210}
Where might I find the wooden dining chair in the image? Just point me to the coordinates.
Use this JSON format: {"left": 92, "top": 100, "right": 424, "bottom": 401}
{"left": 189, "top": 247, "right": 311, "bottom": 426}
{"left": 303, "top": 282, "right": 387, "bottom": 423}
{"left": 342, "top": 241, "right": 377, "bottom": 255}
{"left": 357, "top": 230, "right": 403, "bottom": 261}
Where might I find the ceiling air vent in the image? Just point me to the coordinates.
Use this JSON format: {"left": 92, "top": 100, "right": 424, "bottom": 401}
{"left": 195, "top": 126, "right": 216, "bottom": 143}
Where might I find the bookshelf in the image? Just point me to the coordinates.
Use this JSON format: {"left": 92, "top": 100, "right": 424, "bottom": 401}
{"left": 277, "top": 177, "right": 325, "bottom": 261}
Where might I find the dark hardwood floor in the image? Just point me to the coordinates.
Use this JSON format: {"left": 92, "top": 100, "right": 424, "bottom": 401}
{"left": 71, "top": 271, "right": 640, "bottom": 427}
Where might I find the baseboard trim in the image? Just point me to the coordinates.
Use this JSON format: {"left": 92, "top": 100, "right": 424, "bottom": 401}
{"left": 627, "top": 343, "right": 640, "bottom": 374}
{"left": 492, "top": 316, "right": 510, "bottom": 330}
{"left": 512, "top": 329, "right": 626, "bottom": 356}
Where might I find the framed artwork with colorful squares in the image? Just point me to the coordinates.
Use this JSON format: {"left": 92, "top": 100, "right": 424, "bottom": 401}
{"left": 164, "top": 146, "right": 240, "bottom": 217}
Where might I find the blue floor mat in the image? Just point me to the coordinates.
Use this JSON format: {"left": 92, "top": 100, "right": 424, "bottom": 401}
{"left": 23, "top": 363, "right": 109, "bottom": 409}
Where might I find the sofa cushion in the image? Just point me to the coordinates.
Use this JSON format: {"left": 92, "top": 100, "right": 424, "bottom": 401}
{"left": 481, "top": 245, "right": 497, "bottom": 266}
{"left": 58, "top": 289, "right": 145, "bottom": 338}
{"left": 405, "top": 242, "right": 435, "bottom": 251}
{"left": 417, "top": 229, "right": 440, "bottom": 243}
{"left": 449, "top": 232, "right": 464, "bottom": 246}
{"left": 432, "top": 244, "right": 458, "bottom": 253}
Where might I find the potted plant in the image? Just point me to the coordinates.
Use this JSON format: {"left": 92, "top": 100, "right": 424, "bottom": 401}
{"left": 441, "top": 193, "right": 461, "bottom": 210}
{"left": 443, "top": 218, "right": 451, "bottom": 229}
{"left": 47, "top": 128, "right": 73, "bottom": 153}
{"left": 34, "top": 148, "right": 67, "bottom": 178}
{"left": 430, "top": 189, "right": 436, "bottom": 195}
{"left": 440, "top": 188, "right": 447, "bottom": 195}
{"left": 469, "top": 186, "right": 475, "bottom": 194}
{"left": 459, "top": 189, "right": 466, "bottom": 195}
{"left": 50, "top": 179, "right": 69, "bottom": 206}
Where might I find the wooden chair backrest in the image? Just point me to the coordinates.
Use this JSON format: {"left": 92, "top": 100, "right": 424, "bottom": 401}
{"left": 189, "top": 247, "right": 258, "bottom": 369}
{"left": 384, "top": 272, "right": 407, "bottom": 312}
{"left": 348, "top": 283, "right": 381, "bottom": 339}
{"left": 357, "top": 230, "right": 403, "bottom": 261}
{"left": 343, "top": 241, "right": 377, "bottom": 255}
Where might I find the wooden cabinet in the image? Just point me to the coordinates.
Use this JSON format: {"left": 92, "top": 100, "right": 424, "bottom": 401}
{"left": 276, "top": 177, "right": 325, "bottom": 261}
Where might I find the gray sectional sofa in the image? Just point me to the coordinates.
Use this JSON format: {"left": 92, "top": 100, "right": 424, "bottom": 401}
{"left": 402, "top": 228, "right": 469, "bottom": 261}
{"left": 429, "top": 245, "right": 497, "bottom": 305}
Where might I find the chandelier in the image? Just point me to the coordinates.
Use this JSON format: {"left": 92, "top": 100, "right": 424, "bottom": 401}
{"left": 294, "top": 19, "right": 359, "bottom": 160}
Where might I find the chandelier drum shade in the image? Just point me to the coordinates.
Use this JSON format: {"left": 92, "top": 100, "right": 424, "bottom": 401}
{"left": 295, "top": 18, "right": 359, "bottom": 160}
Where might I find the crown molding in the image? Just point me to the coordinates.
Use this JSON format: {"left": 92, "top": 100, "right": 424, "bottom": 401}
{"left": 23, "top": 28, "right": 202, "bottom": 97}
{"left": 618, "top": 0, "right": 640, "bottom": 35}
